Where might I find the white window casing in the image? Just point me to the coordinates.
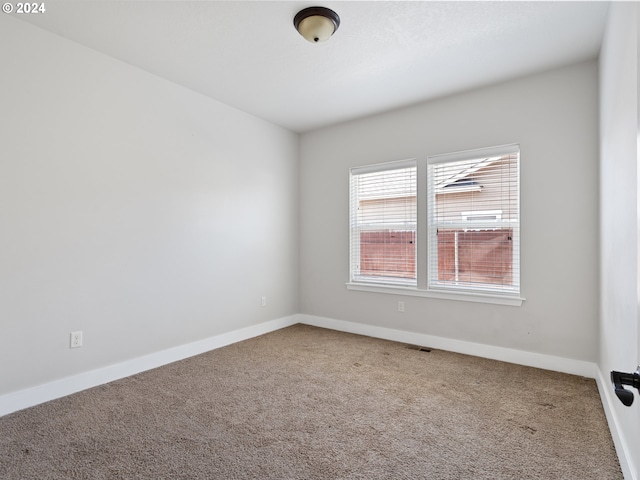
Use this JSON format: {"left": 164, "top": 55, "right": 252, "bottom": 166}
{"left": 427, "top": 144, "right": 520, "bottom": 297}
{"left": 348, "top": 145, "right": 523, "bottom": 306}
{"left": 349, "top": 160, "right": 417, "bottom": 287}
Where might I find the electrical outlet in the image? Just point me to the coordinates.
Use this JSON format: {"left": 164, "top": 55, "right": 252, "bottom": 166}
{"left": 261, "top": 296, "right": 267, "bottom": 307}
{"left": 398, "top": 301, "right": 405, "bottom": 312}
{"left": 70, "top": 331, "right": 83, "bottom": 348}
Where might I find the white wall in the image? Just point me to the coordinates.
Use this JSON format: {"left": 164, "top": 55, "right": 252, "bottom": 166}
{"left": 300, "top": 61, "right": 599, "bottom": 363}
{"left": 599, "top": 3, "right": 639, "bottom": 478}
{"left": 0, "top": 16, "right": 299, "bottom": 396}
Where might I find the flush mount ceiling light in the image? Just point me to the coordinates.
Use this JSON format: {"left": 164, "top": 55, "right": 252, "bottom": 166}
{"left": 293, "top": 6, "right": 340, "bottom": 43}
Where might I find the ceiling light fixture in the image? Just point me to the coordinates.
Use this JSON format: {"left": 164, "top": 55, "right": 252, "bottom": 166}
{"left": 293, "top": 6, "right": 340, "bottom": 43}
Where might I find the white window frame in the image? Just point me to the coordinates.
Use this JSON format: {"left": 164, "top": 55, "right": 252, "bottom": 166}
{"left": 347, "top": 144, "right": 524, "bottom": 307}
{"left": 428, "top": 144, "right": 520, "bottom": 297}
{"left": 349, "top": 159, "right": 417, "bottom": 287}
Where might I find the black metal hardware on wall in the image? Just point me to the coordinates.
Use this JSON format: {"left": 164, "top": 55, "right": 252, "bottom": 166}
{"left": 611, "top": 368, "right": 640, "bottom": 406}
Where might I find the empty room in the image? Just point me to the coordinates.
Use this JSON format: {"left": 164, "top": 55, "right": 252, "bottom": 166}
{"left": 1, "top": 1, "right": 639, "bottom": 478}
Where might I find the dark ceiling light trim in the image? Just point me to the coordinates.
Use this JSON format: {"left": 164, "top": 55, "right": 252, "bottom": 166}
{"left": 293, "top": 6, "right": 340, "bottom": 43}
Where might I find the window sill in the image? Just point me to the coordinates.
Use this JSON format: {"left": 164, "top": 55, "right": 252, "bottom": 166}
{"left": 345, "top": 282, "right": 525, "bottom": 307}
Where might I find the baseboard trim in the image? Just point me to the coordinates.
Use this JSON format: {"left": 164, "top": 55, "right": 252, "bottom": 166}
{"left": 0, "top": 315, "right": 299, "bottom": 417}
{"left": 595, "top": 366, "right": 637, "bottom": 480}
{"left": 4, "top": 314, "right": 629, "bottom": 476}
{"left": 299, "top": 314, "right": 596, "bottom": 378}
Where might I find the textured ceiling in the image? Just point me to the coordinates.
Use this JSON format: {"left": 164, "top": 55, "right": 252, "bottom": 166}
{"left": 15, "top": 1, "right": 610, "bottom": 132}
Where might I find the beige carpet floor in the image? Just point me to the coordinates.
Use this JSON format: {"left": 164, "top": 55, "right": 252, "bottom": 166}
{"left": 0, "top": 324, "right": 622, "bottom": 479}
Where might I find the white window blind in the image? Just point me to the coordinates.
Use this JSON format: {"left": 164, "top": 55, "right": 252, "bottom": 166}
{"left": 350, "top": 160, "right": 417, "bottom": 286}
{"left": 427, "top": 145, "right": 520, "bottom": 295}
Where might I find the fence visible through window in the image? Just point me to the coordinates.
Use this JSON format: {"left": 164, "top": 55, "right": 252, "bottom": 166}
{"left": 359, "top": 230, "right": 416, "bottom": 279}
{"left": 436, "top": 228, "right": 513, "bottom": 286}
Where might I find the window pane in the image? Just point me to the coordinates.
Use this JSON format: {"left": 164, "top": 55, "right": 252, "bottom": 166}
{"left": 350, "top": 163, "right": 417, "bottom": 286}
{"left": 428, "top": 149, "right": 519, "bottom": 295}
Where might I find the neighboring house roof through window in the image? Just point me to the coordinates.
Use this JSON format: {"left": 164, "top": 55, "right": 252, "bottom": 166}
{"left": 435, "top": 156, "right": 502, "bottom": 194}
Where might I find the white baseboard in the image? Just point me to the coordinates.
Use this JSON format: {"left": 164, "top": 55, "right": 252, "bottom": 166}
{"left": 3, "top": 313, "right": 632, "bottom": 478}
{"left": 299, "top": 314, "right": 597, "bottom": 378}
{"left": 595, "top": 366, "right": 637, "bottom": 480}
{"left": 0, "top": 315, "right": 299, "bottom": 417}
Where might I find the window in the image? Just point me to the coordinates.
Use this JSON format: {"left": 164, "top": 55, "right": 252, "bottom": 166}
{"left": 348, "top": 145, "right": 521, "bottom": 305}
{"left": 349, "top": 160, "right": 417, "bottom": 286}
{"left": 428, "top": 145, "right": 519, "bottom": 295}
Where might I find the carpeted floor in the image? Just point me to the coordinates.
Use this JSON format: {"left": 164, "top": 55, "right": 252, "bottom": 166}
{"left": 0, "top": 324, "right": 622, "bottom": 479}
